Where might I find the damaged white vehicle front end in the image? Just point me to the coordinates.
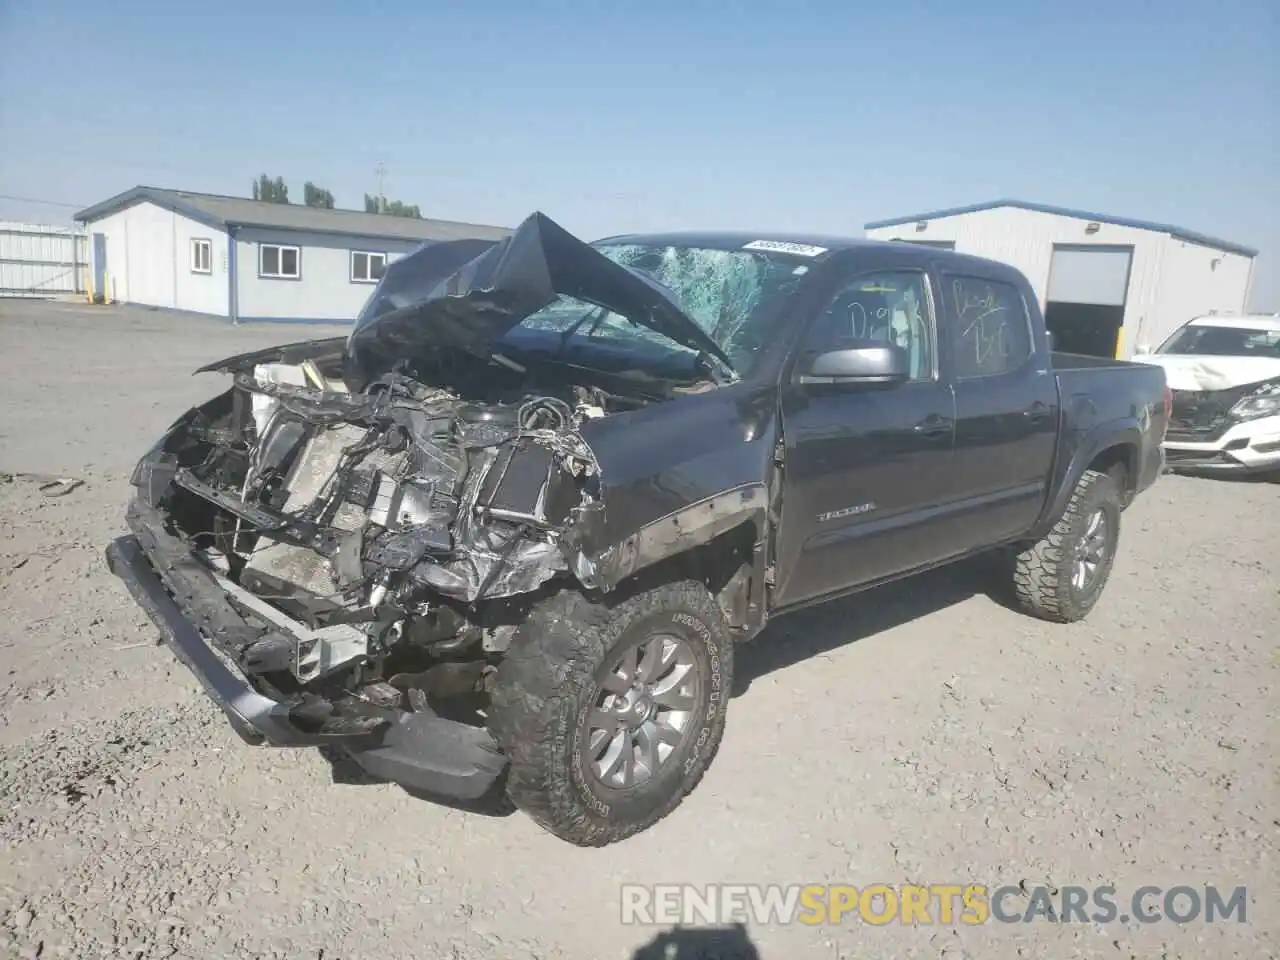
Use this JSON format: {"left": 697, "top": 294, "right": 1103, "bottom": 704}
{"left": 1135, "top": 314, "right": 1280, "bottom": 477}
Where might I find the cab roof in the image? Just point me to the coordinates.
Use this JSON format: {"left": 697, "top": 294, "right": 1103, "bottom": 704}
{"left": 592, "top": 230, "right": 873, "bottom": 253}
{"left": 590, "top": 230, "right": 1018, "bottom": 274}
{"left": 1188, "top": 314, "right": 1280, "bottom": 332}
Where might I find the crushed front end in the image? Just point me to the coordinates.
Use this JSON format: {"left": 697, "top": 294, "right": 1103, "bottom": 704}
{"left": 103, "top": 211, "right": 715, "bottom": 800}
{"left": 1162, "top": 376, "right": 1280, "bottom": 475}
{"left": 107, "top": 348, "right": 623, "bottom": 797}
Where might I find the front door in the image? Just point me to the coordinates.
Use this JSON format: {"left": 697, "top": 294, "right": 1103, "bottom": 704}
{"left": 773, "top": 268, "right": 957, "bottom": 609}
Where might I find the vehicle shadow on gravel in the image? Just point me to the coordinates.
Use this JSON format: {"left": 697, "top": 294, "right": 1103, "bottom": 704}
{"left": 629, "top": 922, "right": 760, "bottom": 959}
{"left": 317, "top": 745, "right": 518, "bottom": 819}
{"left": 733, "top": 555, "right": 1007, "bottom": 698}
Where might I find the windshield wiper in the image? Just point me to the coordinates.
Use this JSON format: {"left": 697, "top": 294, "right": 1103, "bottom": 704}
{"left": 701, "top": 350, "right": 738, "bottom": 385}
{"left": 549, "top": 303, "right": 738, "bottom": 384}
{"left": 557, "top": 306, "right": 606, "bottom": 356}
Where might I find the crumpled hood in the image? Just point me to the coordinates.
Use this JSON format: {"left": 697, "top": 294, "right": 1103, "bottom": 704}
{"left": 194, "top": 337, "right": 347, "bottom": 376}
{"left": 1134, "top": 353, "right": 1280, "bottom": 392}
{"left": 343, "top": 211, "right": 733, "bottom": 390}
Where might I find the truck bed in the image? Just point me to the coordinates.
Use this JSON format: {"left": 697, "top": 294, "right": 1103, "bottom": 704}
{"left": 1051, "top": 351, "right": 1149, "bottom": 371}
{"left": 1053, "top": 351, "right": 1167, "bottom": 419}
{"left": 1044, "top": 353, "right": 1168, "bottom": 517}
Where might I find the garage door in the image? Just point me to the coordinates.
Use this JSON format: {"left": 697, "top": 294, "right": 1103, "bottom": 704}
{"left": 1047, "top": 246, "right": 1133, "bottom": 306}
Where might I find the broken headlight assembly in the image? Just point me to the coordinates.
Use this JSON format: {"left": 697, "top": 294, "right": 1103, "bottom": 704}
{"left": 1229, "top": 381, "right": 1280, "bottom": 421}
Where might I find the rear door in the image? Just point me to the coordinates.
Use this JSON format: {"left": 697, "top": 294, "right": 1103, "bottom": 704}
{"left": 772, "top": 267, "right": 957, "bottom": 608}
{"left": 941, "top": 271, "right": 1059, "bottom": 546}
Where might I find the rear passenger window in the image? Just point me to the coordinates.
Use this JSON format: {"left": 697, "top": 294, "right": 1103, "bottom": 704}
{"left": 947, "top": 276, "right": 1033, "bottom": 378}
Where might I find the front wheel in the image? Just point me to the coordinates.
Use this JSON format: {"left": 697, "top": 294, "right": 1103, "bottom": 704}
{"left": 487, "top": 580, "right": 734, "bottom": 846}
{"left": 1010, "top": 468, "right": 1122, "bottom": 623}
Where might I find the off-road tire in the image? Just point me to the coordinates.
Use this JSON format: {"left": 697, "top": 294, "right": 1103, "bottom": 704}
{"left": 487, "top": 580, "right": 734, "bottom": 846}
{"left": 1011, "top": 468, "right": 1122, "bottom": 623}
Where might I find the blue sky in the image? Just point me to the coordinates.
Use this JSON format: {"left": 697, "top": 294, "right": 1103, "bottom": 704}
{"left": 2, "top": 0, "right": 1276, "bottom": 307}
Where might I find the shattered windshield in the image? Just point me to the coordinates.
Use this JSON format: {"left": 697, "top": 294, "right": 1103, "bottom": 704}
{"left": 1158, "top": 325, "right": 1280, "bottom": 357}
{"left": 511, "top": 243, "right": 813, "bottom": 378}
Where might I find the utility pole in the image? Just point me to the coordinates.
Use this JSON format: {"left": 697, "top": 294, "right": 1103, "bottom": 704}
{"left": 375, "top": 161, "right": 386, "bottom": 213}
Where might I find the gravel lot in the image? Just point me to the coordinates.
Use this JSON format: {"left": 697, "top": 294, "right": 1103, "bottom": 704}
{"left": 1, "top": 300, "right": 1275, "bottom": 960}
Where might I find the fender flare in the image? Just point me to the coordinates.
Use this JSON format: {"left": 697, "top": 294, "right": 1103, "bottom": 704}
{"left": 573, "top": 484, "right": 769, "bottom": 595}
{"left": 1031, "top": 417, "right": 1142, "bottom": 538}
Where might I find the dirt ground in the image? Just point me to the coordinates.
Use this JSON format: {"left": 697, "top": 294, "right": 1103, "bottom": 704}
{"left": 0, "top": 300, "right": 1275, "bottom": 960}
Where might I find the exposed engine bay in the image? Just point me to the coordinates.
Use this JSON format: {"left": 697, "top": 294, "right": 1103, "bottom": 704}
{"left": 161, "top": 346, "right": 658, "bottom": 709}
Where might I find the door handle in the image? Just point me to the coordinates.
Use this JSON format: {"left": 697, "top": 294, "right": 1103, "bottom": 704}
{"left": 912, "top": 415, "right": 952, "bottom": 438}
{"left": 1022, "top": 402, "right": 1051, "bottom": 423}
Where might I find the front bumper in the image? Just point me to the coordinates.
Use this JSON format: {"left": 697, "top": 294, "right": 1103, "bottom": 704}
{"left": 1163, "top": 454, "right": 1280, "bottom": 476}
{"left": 105, "top": 506, "right": 508, "bottom": 800}
{"left": 1163, "top": 416, "right": 1280, "bottom": 476}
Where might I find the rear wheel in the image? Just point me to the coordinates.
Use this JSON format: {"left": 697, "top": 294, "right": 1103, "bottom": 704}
{"left": 1010, "top": 469, "right": 1122, "bottom": 623}
{"left": 487, "top": 580, "right": 733, "bottom": 846}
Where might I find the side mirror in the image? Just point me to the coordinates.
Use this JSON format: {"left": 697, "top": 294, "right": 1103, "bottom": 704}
{"left": 798, "top": 339, "right": 911, "bottom": 386}
{"left": 1135, "top": 344, "right": 1152, "bottom": 355}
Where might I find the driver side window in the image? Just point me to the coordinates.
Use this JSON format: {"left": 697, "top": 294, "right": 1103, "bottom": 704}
{"left": 804, "top": 271, "right": 935, "bottom": 381}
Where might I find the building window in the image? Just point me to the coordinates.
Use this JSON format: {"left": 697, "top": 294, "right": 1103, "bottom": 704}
{"left": 350, "top": 251, "right": 387, "bottom": 284}
{"left": 191, "top": 238, "right": 212, "bottom": 274}
{"left": 259, "top": 243, "right": 300, "bottom": 279}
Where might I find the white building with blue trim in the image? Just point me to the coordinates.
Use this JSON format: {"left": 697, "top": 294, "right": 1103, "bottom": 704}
{"left": 74, "top": 186, "right": 511, "bottom": 323}
{"left": 865, "top": 199, "right": 1258, "bottom": 359}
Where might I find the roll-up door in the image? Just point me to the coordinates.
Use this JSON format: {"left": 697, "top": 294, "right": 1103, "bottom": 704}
{"left": 1047, "top": 246, "right": 1132, "bottom": 306}
{"left": 1044, "top": 244, "right": 1133, "bottom": 358}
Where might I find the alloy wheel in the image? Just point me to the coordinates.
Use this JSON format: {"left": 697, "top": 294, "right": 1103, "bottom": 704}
{"left": 584, "top": 633, "right": 701, "bottom": 789}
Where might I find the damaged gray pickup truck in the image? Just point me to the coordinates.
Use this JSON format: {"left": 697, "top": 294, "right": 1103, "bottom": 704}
{"left": 107, "top": 213, "right": 1168, "bottom": 846}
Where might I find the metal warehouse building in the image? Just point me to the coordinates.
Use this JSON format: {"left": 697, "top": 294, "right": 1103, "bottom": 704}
{"left": 74, "top": 186, "right": 511, "bottom": 323}
{"left": 864, "top": 200, "right": 1257, "bottom": 359}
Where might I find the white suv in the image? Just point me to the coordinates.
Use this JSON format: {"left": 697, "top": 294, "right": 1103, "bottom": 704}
{"left": 1134, "top": 314, "right": 1280, "bottom": 477}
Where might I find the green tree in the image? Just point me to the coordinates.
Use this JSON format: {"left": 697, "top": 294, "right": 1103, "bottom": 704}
{"left": 252, "top": 174, "right": 290, "bottom": 204}
{"left": 364, "top": 192, "right": 422, "bottom": 219}
{"left": 303, "top": 182, "right": 335, "bottom": 208}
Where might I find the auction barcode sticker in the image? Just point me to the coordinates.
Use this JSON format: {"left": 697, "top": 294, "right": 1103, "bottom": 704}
{"left": 742, "top": 240, "right": 829, "bottom": 257}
